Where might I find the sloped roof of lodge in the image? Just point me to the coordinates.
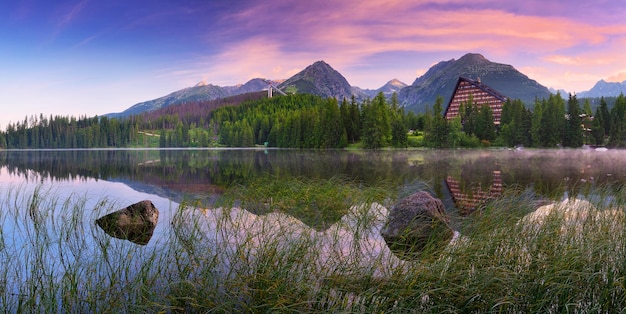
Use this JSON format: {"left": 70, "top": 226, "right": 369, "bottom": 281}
{"left": 444, "top": 76, "right": 508, "bottom": 116}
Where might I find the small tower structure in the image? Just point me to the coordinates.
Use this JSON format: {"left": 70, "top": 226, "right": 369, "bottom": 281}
{"left": 265, "top": 80, "right": 287, "bottom": 98}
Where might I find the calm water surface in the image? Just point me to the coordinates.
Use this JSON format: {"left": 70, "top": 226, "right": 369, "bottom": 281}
{"left": 1, "top": 148, "right": 625, "bottom": 244}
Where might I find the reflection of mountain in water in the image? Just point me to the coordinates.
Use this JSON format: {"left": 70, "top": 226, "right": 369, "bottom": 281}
{"left": 3, "top": 149, "right": 626, "bottom": 229}
{"left": 0, "top": 149, "right": 435, "bottom": 229}
{"left": 178, "top": 202, "right": 406, "bottom": 278}
{"left": 107, "top": 177, "right": 223, "bottom": 207}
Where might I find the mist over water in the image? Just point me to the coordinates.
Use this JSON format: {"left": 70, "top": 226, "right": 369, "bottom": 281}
{"left": 0, "top": 148, "right": 622, "bottom": 253}
{"left": 0, "top": 148, "right": 625, "bottom": 242}
{"left": 1, "top": 148, "right": 625, "bottom": 208}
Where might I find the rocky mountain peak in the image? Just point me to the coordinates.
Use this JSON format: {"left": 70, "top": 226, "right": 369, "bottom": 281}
{"left": 398, "top": 52, "right": 551, "bottom": 113}
{"left": 388, "top": 79, "right": 407, "bottom": 87}
{"left": 376, "top": 79, "right": 408, "bottom": 95}
{"left": 298, "top": 61, "right": 342, "bottom": 79}
{"left": 457, "top": 53, "right": 489, "bottom": 65}
{"left": 278, "top": 60, "right": 354, "bottom": 100}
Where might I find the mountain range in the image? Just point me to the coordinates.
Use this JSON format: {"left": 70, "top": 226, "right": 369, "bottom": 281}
{"left": 577, "top": 80, "right": 626, "bottom": 98}
{"left": 106, "top": 53, "right": 616, "bottom": 118}
{"left": 107, "top": 78, "right": 276, "bottom": 118}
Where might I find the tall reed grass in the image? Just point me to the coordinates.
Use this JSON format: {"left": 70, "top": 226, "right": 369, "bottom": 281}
{"left": 0, "top": 180, "right": 625, "bottom": 312}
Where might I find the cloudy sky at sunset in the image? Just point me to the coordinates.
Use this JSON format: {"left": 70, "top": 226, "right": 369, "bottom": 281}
{"left": 1, "top": 0, "right": 625, "bottom": 128}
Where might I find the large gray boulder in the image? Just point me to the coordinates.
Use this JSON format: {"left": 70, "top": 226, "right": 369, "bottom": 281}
{"left": 96, "top": 200, "right": 159, "bottom": 245}
{"left": 381, "top": 191, "right": 454, "bottom": 259}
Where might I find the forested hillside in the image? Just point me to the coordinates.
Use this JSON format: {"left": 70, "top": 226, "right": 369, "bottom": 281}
{"left": 2, "top": 92, "right": 626, "bottom": 150}
{"left": 1, "top": 115, "right": 138, "bottom": 149}
{"left": 209, "top": 93, "right": 409, "bottom": 149}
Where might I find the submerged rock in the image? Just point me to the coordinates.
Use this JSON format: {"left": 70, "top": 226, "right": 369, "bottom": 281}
{"left": 96, "top": 200, "right": 159, "bottom": 245}
{"left": 380, "top": 191, "right": 455, "bottom": 259}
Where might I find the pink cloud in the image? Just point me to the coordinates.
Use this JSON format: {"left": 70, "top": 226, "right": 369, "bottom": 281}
{"left": 607, "top": 72, "right": 626, "bottom": 82}
{"left": 544, "top": 56, "right": 579, "bottom": 65}
{"left": 540, "top": 39, "right": 626, "bottom": 89}
{"left": 198, "top": 0, "right": 626, "bottom": 90}
{"left": 234, "top": 1, "right": 622, "bottom": 60}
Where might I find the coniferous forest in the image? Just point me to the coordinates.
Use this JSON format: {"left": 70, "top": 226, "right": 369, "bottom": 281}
{"left": 1, "top": 92, "right": 626, "bottom": 149}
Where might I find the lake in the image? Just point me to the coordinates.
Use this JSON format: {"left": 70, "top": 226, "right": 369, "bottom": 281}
{"left": 1, "top": 148, "right": 626, "bottom": 310}
{"left": 0, "top": 147, "right": 622, "bottom": 250}
{"left": 2, "top": 148, "right": 625, "bottom": 230}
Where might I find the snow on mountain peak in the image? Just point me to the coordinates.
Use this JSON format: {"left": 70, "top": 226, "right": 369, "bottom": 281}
{"left": 195, "top": 80, "right": 208, "bottom": 87}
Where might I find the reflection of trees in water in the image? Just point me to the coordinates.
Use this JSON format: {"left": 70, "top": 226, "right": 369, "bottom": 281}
{"left": 499, "top": 151, "right": 626, "bottom": 198}
{"left": 153, "top": 149, "right": 430, "bottom": 190}
{"left": 0, "top": 150, "right": 426, "bottom": 195}
{"left": 441, "top": 149, "right": 626, "bottom": 211}
{"left": 4, "top": 148, "right": 626, "bottom": 237}
{"left": 3, "top": 149, "right": 626, "bottom": 208}
{"left": 0, "top": 150, "right": 158, "bottom": 183}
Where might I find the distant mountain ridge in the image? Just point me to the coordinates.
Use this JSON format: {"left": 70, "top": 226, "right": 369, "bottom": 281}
{"left": 108, "top": 61, "right": 382, "bottom": 118}
{"left": 107, "top": 78, "right": 277, "bottom": 118}
{"left": 397, "top": 53, "right": 552, "bottom": 113}
{"left": 108, "top": 53, "right": 557, "bottom": 118}
{"left": 354, "top": 79, "right": 408, "bottom": 98}
{"left": 578, "top": 80, "right": 626, "bottom": 98}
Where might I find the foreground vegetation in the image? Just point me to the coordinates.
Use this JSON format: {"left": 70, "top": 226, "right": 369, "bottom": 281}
{"left": 1, "top": 179, "right": 626, "bottom": 312}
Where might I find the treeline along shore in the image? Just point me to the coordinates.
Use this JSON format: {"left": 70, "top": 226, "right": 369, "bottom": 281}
{"left": 2, "top": 92, "right": 626, "bottom": 149}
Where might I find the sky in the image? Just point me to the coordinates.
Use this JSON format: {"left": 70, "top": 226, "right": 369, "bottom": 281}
{"left": 1, "top": 0, "right": 626, "bottom": 129}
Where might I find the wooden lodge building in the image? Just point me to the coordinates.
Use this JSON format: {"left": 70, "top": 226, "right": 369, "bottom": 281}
{"left": 444, "top": 77, "right": 507, "bottom": 125}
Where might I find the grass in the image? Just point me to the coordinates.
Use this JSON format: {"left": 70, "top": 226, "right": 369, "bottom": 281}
{"left": 407, "top": 134, "right": 424, "bottom": 147}
{"left": 1, "top": 180, "right": 626, "bottom": 312}
{"left": 215, "top": 175, "right": 393, "bottom": 231}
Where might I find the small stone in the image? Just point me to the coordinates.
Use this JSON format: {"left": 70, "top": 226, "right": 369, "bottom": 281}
{"left": 96, "top": 200, "right": 159, "bottom": 245}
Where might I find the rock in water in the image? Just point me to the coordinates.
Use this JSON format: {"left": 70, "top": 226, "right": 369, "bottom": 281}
{"left": 96, "top": 200, "right": 159, "bottom": 245}
{"left": 381, "top": 191, "right": 454, "bottom": 259}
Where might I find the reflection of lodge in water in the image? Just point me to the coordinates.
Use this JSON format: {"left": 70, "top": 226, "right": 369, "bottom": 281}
{"left": 445, "top": 170, "right": 503, "bottom": 215}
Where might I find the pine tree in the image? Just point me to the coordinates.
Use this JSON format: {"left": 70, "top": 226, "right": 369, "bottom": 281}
{"left": 598, "top": 97, "right": 611, "bottom": 139}
{"left": 539, "top": 93, "right": 566, "bottom": 147}
{"left": 460, "top": 95, "right": 476, "bottom": 136}
{"left": 240, "top": 120, "right": 255, "bottom": 147}
{"left": 608, "top": 94, "right": 626, "bottom": 147}
{"left": 361, "top": 99, "right": 383, "bottom": 149}
{"left": 340, "top": 97, "right": 353, "bottom": 142}
{"left": 372, "top": 92, "right": 391, "bottom": 144}
{"left": 591, "top": 107, "right": 605, "bottom": 146}
{"left": 583, "top": 99, "right": 593, "bottom": 116}
{"left": 424, "top": 96, "right": 449, "bottom": 148}
{"left": 531, "top": 98, "right": 543, "bottom": 147}
{"left": 359, "top": 93, "right": 394, "bottom": 149}
{"left": 475, "top": 104, "right": 495, "bottom": 142}
{"left": 390, "top": 93, "right": 408, "bottom": 148}
{"left": 349, "top": 96, "right": 361, "bottom": 142}
{"left": 500, "top": 99, "right": 531, "bottom": 147}
{"left": 564, "top": 94, "right": 583, "bottom": 147}
{"left": 159, "top": 128, "right": 167, "bottom": 147}
{"left": 318, "top": 98, "right": 347, "bottom": 148}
